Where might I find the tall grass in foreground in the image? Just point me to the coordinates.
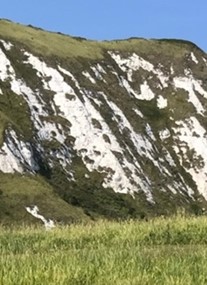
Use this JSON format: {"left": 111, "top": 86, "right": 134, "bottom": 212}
{"left": 1, "top": 215, "right": 207, "bottom": 284}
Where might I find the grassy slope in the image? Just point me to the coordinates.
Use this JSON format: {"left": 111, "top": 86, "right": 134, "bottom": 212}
{"left": 1, "top": 215, "right": 207, "bottom": 284}
{"left": 0, "top": 19, "right": 201, "bottom": 60}
{"left": 0, "top": 173, "right": 89, "bottom": 225}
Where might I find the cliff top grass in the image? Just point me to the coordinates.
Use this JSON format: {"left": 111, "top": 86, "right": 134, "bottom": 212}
{"left": 0, "top": 19, "right": 203, "bottom": 60}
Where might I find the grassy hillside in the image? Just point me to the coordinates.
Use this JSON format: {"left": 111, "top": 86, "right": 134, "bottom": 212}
{"left": 0, "top": 19, "right": 202, "bottom": 60}
{"left": 0, "top": 173, "right": 89, "bottom": 225}
{"left": 1, "top": 214, "right": 207, "bottom": 284}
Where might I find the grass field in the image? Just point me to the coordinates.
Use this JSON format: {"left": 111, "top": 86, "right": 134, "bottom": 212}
{"left": 1, "top": 214, "right": 207, "bottom": 284}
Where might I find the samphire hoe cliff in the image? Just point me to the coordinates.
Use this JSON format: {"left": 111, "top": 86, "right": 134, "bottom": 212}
{"left": 0, "top": 19, "right": 207, "bottom": 225}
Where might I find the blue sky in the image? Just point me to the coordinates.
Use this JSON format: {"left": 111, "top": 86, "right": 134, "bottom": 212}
{"left": 1, "top": 0, "right": 207, "bottom": 51}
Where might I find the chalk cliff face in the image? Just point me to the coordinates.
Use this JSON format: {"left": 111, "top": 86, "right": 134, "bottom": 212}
{"left": 0, "top": 20, "right": 207, "bottom": 224}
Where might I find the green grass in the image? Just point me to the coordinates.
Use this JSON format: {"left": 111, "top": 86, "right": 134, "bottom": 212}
{"left": 0, "top": 173, "right": 89, "bottom": 225}
{"left": 1, "top": 215, "right": 207, "bottom": 284}
{"left": 0, "top": 19, "right": 103, "bottom": 59}
{"left": 0, "top": 19, "right": 200, "bottom": 60}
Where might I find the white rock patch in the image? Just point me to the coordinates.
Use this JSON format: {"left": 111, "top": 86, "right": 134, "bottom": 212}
{"left": 0, "top": 130, "right": 38, "bottom": 173}
{"left": 109, "top": 52, "right": 154, "bottom": 78}
{"left": 159, "top": 129, "right": 171, "bottom": 140}
{"left": 157, "top": 95, "right": 168, "bottom": 109}
{"left": 119, "top": 74, "right": 155, "bottom": 101}
{"left": 173, "top": 76, "right": 206, "bottom": 115}
{"left": 170, "top": 66, "right": 174, "bottom": 75}
{"left": 202, "top": 57, "right": 207, "bottom": 67}
{"left": 0, "top": 47, "right": 15, "bottom": 81}
{"left": 145, "top": 124, "right": 156, "bottom": 141}
{"left": 190, "top": 52, "right": 199, "bottom": 64}
{"left": 133, "top": 108, "right": 144, "bottom": 118}
{"left": 58, "top": 65, "right": 81, "bottom": 89}
{"left": 97, "top": 64, "right": 106, "bottom": 74}
{"left": 0, "top": 40, "right": 13, "bottom": 50}
{"left": 82, "top": 71, "right": 96, "bottom": 84}
{"left": 138, "top": 81, "right": 155, "bottom": 101}
{"left": 109, "top": 52, "right": 169, "bottom": 87}
{"left": 0, "top": 143, "right": 23, "bottom": 173}
{"left": 91, "top": 66, "right": 106, "bottom": 82}
{"left": 26, "top": 206, "right": 55, "bottom": 229}
{"left": 173, "top": 117, "right": 207, "bottom": 199}
{"left": 38, "top": 121, "right": 66, "bottom": 144}
{"left": 119, "top": 76, "right": 136, "bottom": 97}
